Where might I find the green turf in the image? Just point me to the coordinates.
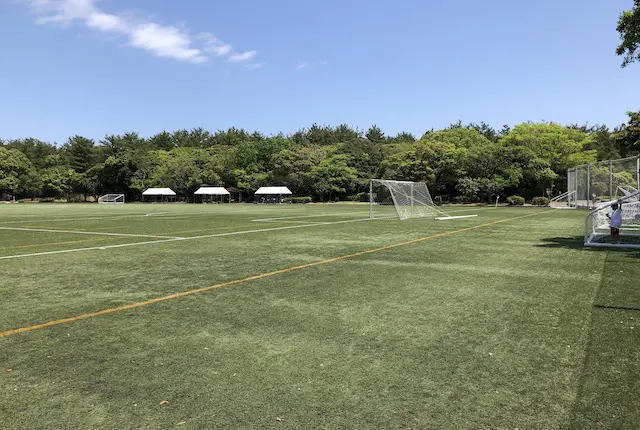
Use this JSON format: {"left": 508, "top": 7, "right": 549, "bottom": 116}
{"left": 0, "top": 203, "right": 638, "bottom": 429}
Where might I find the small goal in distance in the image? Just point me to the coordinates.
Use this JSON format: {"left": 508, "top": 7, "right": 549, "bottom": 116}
{"left": 369, "top": 179, "right": 477, "bottom": 221}
{"left": 98, "top": 194, "right": 125, "bottom": 204}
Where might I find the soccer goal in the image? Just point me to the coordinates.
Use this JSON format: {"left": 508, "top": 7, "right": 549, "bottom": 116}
{"left": 549, "top": 190, "right": 577, "bottom": 209}
{"left": 98, "top": 194, "right": 125, "bottom": 204}
{"left": 584, "top": 190, "right": 640, "bottom": 249}
{"left": 369, "top": 179, "right": 477, "bottom": 221}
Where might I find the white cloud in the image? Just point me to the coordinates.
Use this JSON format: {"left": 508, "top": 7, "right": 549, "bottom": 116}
{"left": 129, "top": 23, "right": 207, "bottom": 63}
{"left": 23, "top": 0, "right": 257, "bottom": 65}
{"left": 228, "top": 51, "right": 257, "bottom": 62}
{"left": 296, "top": 61, "right": 309, "bottom": 70}
{"left": 198, "top": 33, "right": 232, "bottom": 57}
{"left": 86, "top": 12, "right": 126, "bottom": 32}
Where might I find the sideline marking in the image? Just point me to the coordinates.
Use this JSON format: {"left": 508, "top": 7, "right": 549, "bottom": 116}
{"left": 0, "top": 210, "right": 553, "bottom": 338}
{"left": 0, "top": 226, "right": 181, "bottom": 240}
{"left": 15, "top": 238, "right": 104, "bottom": 249}
{"left": 0, "top": 218, "right": 370, "bottom": 260}
{"left": 252, "top": 213, "right": 365, "bottom": 222}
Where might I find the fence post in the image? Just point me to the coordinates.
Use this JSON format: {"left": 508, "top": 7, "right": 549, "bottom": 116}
{"left": 369, "top": 180, "right": 373, "bottom": 219}
{"left": 587, "top": 164, "right": 591, "bottom": 208}
{"left": 609, "top": 160, "right": 613, "bottom": 200}
{"left": 637, "top": 156, "right": 640, "bottom": 191}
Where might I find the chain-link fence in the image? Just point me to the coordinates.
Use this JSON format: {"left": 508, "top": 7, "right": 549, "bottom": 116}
{"left": 568, "top": 155, "right": 640, "bottom": 208}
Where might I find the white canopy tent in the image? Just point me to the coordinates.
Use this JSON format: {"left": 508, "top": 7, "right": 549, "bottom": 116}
{"left": 254, "top": 186, "right": 292, "bottom": 203}
{"left": 194, "top": 187, "right": 230, "bottom": 203}
{"left": 142, "top": 188, "right": 176, "bottom": 203}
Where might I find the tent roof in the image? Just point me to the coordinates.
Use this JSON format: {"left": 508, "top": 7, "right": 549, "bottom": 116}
{"left": 194, "top": 187, "right": 230, "bottom": 195}
{"left": 142, "top": 188, "right": 176, "bottom": 196}
{"left": 255, "top": 186, "right": 292, "bottom": 195}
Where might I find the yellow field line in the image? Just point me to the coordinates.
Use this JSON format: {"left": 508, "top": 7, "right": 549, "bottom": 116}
{"left": 0, "top": 210, "right": 552, "bottom": 338}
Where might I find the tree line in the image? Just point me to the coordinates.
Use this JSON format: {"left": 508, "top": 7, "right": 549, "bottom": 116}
{"left": 1, "top": 114, "right": 639, "bottom": 203}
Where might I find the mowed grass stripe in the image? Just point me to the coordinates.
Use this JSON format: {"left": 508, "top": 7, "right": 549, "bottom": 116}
{"left": 0, "top": 218, "right": 372, "bottom": 260}
{"left": 0, "top": 210, "right": 553, "bottom": 338}
{"left": 0, "top": 226, "right": 181, "bottom": 239}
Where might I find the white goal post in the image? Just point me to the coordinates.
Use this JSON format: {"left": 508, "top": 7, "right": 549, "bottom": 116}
{"left": 98, "top": 194, "right": 125, "bottom": 204}
{"left": 584, "top": 189, "right": 640, "bottom": 249}
{"left": 369, "top": 179, "right": 477, "bottom": 221}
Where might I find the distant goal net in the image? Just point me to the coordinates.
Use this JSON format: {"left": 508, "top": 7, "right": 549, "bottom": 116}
{"left": 584, "top": 190, "right": 640, "bottom": 249}
{"left": 98, "top": 194, "right": 125, "bottom": 204}
{"left": 549, "top": 191, "right": 576, "bottom": 209}
{"left": 369, "top": 180, "right": 477, "bottom": 221}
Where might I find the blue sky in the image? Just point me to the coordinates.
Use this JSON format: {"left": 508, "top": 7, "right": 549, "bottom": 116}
{"left": 0, "top": 0, "right": 638, "bottom": 143}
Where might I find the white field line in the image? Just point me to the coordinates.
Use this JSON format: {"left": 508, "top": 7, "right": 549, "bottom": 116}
{"left": 183, "top": 218, "right": 371, "bottom": 239}
{"left": 0, "top": 210, "right": 220, "bottom": 225}
{"left": 0, "top": 218, "right": 372, "bottom": 260}
{"left": 0, "top": 206, "right": 492, "bottom": 226}
{"left": 0, "top": 214, "right": 152, "bottom": 225}
{"left": 0, "top": 209, "right": 306, "bottom": 225}
{"left": 0, "top": 227, "right": 182, "bottom": 240}
{"left": 252, "top": 212, "right": 368, "bottom": 222}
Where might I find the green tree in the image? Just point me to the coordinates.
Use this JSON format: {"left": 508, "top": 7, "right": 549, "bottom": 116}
{"left": 148, "top": 131, "right": 175, "bottom": 151}
{"left": 386, "top": 132, "right": 416, "bottom": 145}
{"left": 63, "top": 136, "right": 96, "bottom": 173}
{"left": 307, "top": 124, "right": 337, "bottom": 146}
{"left": 334, "top": 124, "right": 361, "bottom": 142}
{"left": 617, "top": 0, "right": 640, "bottom": 67}
{"left": 272, "top": 146, "right": 326, "bottom": 195}
{"left": 589, "top": 125, "right": 620, "bottom": 160}
{"left": 100, "top": 132, "right": 147, "bottom": 158}
{"left": 614, "top": 111, "right": 640, "bottom": 156}
{"left": 309, "top": 154, "right": 358, "bottom": 201}
{"left": 152, "top": 148, "right": 221, "bottom": 197}
{"left": 0, "top": 147, "right": 40, "bottom": 197}
{"left": 365, "top": 125, "right": 385, "bottom": 144}
{"left": 5, "top": 138, "right": 57, "bottom": 169}
{"left": 40, "top": 167, "right": 74, "bottom": 198}
{"left": 212, "top": 127, "right": 251, "bottom": 146}
{"left": 334, "top": 138, "right": 383, "bottom": 184}
{"left": 501, "top": 122, "right": 597, "bottom": 172}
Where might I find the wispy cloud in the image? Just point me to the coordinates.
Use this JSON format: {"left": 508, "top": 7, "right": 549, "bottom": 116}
{"left": 198, "top": 33, "right": 232, "bottom": 57}
{"left": 245, "top": 62, "right": 266, "bottom": 70}
{"left": 228, "top": 51, "right": 257, "bottom": 62}
{"left": 23, "top": 0, "right": 257, "bottom": 65}
{"left": 296, "top": 61, "right": 309, "bottom": 70}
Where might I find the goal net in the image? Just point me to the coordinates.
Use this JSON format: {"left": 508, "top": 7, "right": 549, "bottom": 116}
{"left": 98, "top": 194, "right": 125, "bottom": 204}
{"left": 584, "top": 190, "right": 640, "bottom": 249}
{"left": 369, "top": 180, "right": 477, "bottom": 220}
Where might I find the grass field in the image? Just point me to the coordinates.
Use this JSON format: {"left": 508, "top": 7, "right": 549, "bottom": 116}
{"left": 0, "top": 203, "right": 638, "bottom": 429}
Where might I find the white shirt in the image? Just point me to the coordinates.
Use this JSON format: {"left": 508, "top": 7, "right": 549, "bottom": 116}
{"left": 610, "top": 209, "right": 623, "bottom": 228}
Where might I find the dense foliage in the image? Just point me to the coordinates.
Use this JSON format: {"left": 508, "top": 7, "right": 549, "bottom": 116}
{"left": 617, "top": 0, "right": 640, "bottom": 67}
{"left": 1, "top": 115, "right": 639, "bottom": 203}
